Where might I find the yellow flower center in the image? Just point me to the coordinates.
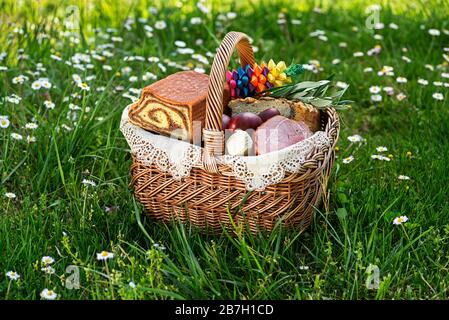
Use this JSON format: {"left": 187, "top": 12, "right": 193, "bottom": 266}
{"left": 101, "top": 251, "right": 109, "bottom": 257}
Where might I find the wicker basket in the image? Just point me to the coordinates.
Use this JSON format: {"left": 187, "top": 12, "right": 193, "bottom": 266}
{"left": 127, "top": 31, "right": 340, "bottom": 234}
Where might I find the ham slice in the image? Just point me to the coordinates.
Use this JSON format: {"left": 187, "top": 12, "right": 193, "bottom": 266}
{"left": 255, "top": 115, "right": 312, "bottom": 155}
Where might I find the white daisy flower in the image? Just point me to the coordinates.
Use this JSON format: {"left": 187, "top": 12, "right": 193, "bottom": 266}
{"left": 143, "top": 25, "right": 153, "bottom": 35}
{"left": 121, "top": 66, "right": 132, "bottom": 75}
{"left": 26, "top": 135, "right": 37, "bottom": 143}
{"left": 369, "top": 86, "right": 381, "bottom": 94}
{"left": 371, "top": 94, "right": 382, "bottom": 102}
{"left": 364, "top": 67, "right": 373, "bottom": 73}
{"left": 31, "top": 80, "right": 42, "bottom": 90}
{"left": 157, "top": 63, "right": 166, "bottom": 72}
{"left": 122, "top": 93, "right": 138, "bottom": 101}
{"left": 78, "top": 82, "right": 90, "bottom": 91}
{"left": 41, "top": 256, "right": 55, "bottom": 265}
{"left": 0, "top": 117, "right": 10, "bottom": 129}
{"left": 376, "top": 146, "right": 388, "bottom": 152}
{"left": 442, "top": 73, "right": 449, "bottom": 79}
{"left": 428, "top": 29, "right": 440, "bottom": 36}
{"left": 41, "top": 266, "right": 55, "bottom": 274}
{"left": 194, "top": 67, "right": 206, "bottom": 73}
{"left": 342, "top": 155, "right": 354, "bottom": 164}
{"left": 5, "top": 192, "right": 17, "bottom": 199}
{"left": 226, "top": 12, "right": 237, "bottom": 20}
{"left": 154, "top": 20, "right": 167, "bottom": 30}
{"left": 25, "top": 122, "right": 38, "bottom": 130}
{"left": 129, "top": 281, "right": 137, "bottom": 288}
{"left": 40, "top": 79, "right": 52, "bottom": 89}
{"left": 96, "top": 251, "right": 114, "bottom": 261}
{"left": 444, "top": 54, "right": 449, "bottom": 63}
{"left": 389, "top": 23, "right": 399, "bottom": 30}
{"left": 383, "top": 86, "right": 394, "bottom": 96}
{"left": 353, "top": 51, "right": 364, "bottom": 57}
{"left": 61, "top": 124, "right": 73, "bottom": 131}
{"left": 72, "top": 74, "right": 82, "bottom": 84}
{"left": 396, "top": 77, "right": 407, "bottom": 83}
{"left": 50, "top": 54, "right": 62, "bottom": 61}
{"left": 433, "top": 81, "right": 443, "bottom": 87}
{"left": 82, "top": 179, "right": 96, "bottom": 187}
{"left": 339, "top": 42, "right": 347, "bottom": 48}
{"left": 318, "top": 35, "right": 328, "bottom": 42}
{"left": 347, "top": 134, "right": 364, "bottom": 143}
{"left": 6, "top": 94, "right": 21, "bottom": 104}
{"left": 196, "top": 1, "right": 209, "bottom": 14}
{"left": 396, "top": 92, "right": 407, "bottom": 101}
{"left": 398, "top": 175, "right": 410, "bottom": 180}
{"left": 371, "top": 154, "right": 391, "bottom": 161}
{"left": 336, "top": 81, "right": 349, "bottom": 89}
{"left": 11, "top": 133, "right": 23, "bottom": 140}
{"left": 12, "top": 75, "right": 27, "bottom": 84}
{"left": 393, "top": 215, "right": 408, "bottom": 225}
{"left": 401, "top": 56, "right": 411, "bottom": 63}
{"left": 417, "top": 78, "right": 428, "bottom": 86}
{"left": 44, "top": 100, "right": 55, "bottom": 109}
{"left": 190, "top": 17, "right": 202, "bottom": 25}
{"left": 142, "top": 72, "right": 157, "bottom": 81}
{"left": 6, "top": 271, "right": 20, "bottom": 281}
{"left": 332, "top": 59, "right": 341, "bottom": 65}
{"left": 432, "top": 92, "right": 444, "bottom": 101}
{"left": 147, "top": 56, "right": 160, "bottom": 63}
{"left": 40, "top": 288, "right": 58, "bottom": 300}
{"left": 153, "top": 243, "right": 166, "bottom": 250}
{"left": 174, "top": 40, "right": 186, "bottom": 48}
{"left": 367, "top": 44, "right": 382, "bottom": 54}
{"left": 374, "top": 22, "right": 384, "bottom": 30}
{"left": 177, "top": 47, "right": 195, "bottom": 55}
{"left": 378, "top": 65, "right": 394, "bottom": 76}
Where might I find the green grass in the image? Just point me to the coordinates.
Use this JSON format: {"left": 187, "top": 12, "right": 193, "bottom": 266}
{"left": 1, "top": 0, "right": 449, "bottom": 300}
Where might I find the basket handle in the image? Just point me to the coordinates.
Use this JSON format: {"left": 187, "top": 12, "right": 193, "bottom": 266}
{"left": 202, "top": 31, "right": 255, "bottom": 173}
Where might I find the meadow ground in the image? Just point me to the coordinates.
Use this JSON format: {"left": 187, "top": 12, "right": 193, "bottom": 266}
{"left": 1, "top": 0, "right": 449, "bottom": 300}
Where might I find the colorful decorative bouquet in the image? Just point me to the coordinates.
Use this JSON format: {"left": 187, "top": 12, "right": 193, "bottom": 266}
{"left": 226, "top": 59, "right": 351, "bottom": 109}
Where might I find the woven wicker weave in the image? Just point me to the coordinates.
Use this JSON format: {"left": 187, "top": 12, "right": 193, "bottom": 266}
{"left": 129, "top": 31, "right": 340, "bottom": 234}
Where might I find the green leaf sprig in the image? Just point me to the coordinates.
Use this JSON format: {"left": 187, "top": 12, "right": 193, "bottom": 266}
{"left": 264, "top": 75, "right": 351, "bottom": 109}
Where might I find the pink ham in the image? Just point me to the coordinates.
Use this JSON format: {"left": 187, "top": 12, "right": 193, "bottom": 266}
{"left": 255, "top": 115, "right": 312, "bottom": 155}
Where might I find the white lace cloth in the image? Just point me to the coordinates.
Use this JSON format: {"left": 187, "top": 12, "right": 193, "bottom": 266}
{"left": 120, "top": 105, "right": 330, "bottom": 191}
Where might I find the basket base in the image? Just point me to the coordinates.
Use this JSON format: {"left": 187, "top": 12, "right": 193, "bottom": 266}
{"left": 131, "top": 159, "right": 330, "bottom": 235}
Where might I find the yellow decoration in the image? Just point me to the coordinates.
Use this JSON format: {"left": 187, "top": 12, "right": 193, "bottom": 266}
{"left": 266, "top": 59, "right": 292, "bottom": 87}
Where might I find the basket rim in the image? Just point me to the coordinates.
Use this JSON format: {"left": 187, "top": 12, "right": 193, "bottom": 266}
{"left": 121, "top": 102, "right": 339, "bottom": 180}
{"left": 122, "top": 102, "right": 338, "bottom": 155}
